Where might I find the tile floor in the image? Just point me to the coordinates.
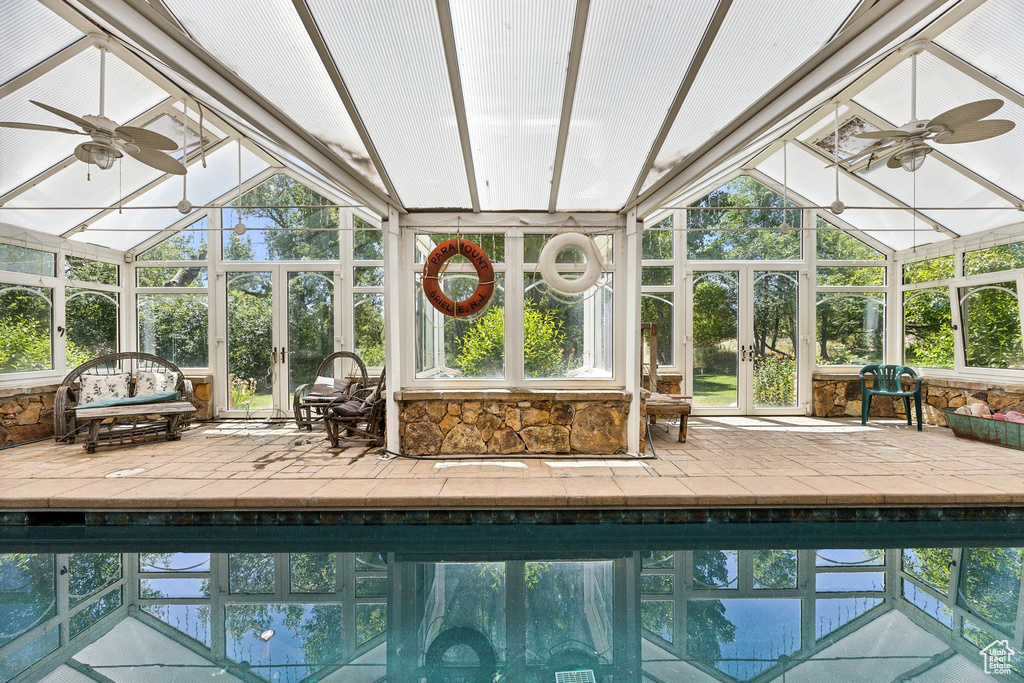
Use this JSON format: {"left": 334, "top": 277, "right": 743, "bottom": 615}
{"left": 1, "top": 416, "right": 1023, "bottom": 509}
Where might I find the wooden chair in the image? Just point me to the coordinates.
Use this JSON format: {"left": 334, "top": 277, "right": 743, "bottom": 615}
{"left": 860, "top": 364, "right": 923, "bottom": 430}
{"left": 293, "top": 351, "right": 369, "bottom": 429}
{"left": 54, "top": 352, "right": 195, "bottom": 450}
{"left": 324, "top": 368, "right": 386, "bottom": 448}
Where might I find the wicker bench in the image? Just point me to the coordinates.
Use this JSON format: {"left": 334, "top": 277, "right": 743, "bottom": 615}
{"left": 55, "top": 352, "right": 195, "bottom": 451}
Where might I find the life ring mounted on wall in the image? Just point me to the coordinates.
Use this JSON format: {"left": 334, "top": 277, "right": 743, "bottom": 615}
{"left": 422, "top": 238, "right": 495, "bottom": 317}
{"left": 538, "top": 232, "right": 604, "bottom": 295}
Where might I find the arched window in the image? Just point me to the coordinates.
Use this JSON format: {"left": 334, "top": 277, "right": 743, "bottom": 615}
{"left": 903, "top": 288, "right": 953, "bottom": 369}
{"left": 959, "top": 283, "right": 1024, "bottom": 369}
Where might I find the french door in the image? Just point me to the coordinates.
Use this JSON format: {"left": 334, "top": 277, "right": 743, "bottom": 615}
{"left": 687, "top": 266, "right": 802, "bottom": 414}
{"left": 220, "top": 267, "right": 337, "bottom": 417}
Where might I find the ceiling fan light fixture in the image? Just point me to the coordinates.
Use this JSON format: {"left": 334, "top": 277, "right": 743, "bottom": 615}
{"left": 81, "top": 141, "right": 121, "bottom": 170}
{"left": 899, "top": 147, "right": 929, "bottom": 172}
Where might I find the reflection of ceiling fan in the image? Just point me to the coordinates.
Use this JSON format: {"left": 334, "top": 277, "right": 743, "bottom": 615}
{"left": 845, "top": 42, "right": 1014, "bottom": 172}
{"left": 0, "top": 35, "right": 185, "bottom": 175}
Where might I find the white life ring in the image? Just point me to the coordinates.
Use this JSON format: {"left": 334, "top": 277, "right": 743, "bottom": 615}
{"left": 538, "top": 232, "right": 603, "bottom": 295}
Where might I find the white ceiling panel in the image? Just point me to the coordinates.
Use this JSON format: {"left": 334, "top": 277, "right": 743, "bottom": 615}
{"left": 935, "top": 0, "right": 1024, "bottom": 98}
{"left": 556, "top": 0, "right": 718, "bottom": 211}
{"left": 0, "top": 0, "right": 82, "bottom": 87}
{"left": 72, "top": 142, "right": 267, "bottom": 250}
{"left": 162, "top": 0, "right": 384, "bottom": 192}
{"left": 0, "top": 49, "right": 168, "bottom": 196}
{"left": 854, "top": 51, "right": 1024, "bottom": 202}
{"left": 757, "top": 145, "right": 945, "bottom": 250}
{"left": 646, "top": 0, "right": 859, "bottom": 194}
{"left": 448, "top": 0, "right": 575, "bottom": 210}
{"left": 307, "top": 0, "right": 470, "bottom": 209}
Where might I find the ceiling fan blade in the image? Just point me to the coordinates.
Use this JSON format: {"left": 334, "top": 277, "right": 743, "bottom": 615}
{"left": 936, "top": 119, "right": 1015, "bottom": 144}
{"left": 115, "top": 125, "right": 177, "bottom": 151}
{"left": 856, "top": 129, "right": 910, "bottom": 140}
{"left": 125, "top": 145, "right": 186, "bottom": 175}
{"left": 0, "top": 121, "right": 85, "bottom": 135}
{"left": 29, "top": 100, "right": 91, "bottom": 131}
{"left": 927, "top": 98, "right": 1003, "bottom": 131}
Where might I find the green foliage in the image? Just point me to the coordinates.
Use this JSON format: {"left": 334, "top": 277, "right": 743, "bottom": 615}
{"left": 960, "top": 548, "right": 1023, "bottom": 632}
{"left": 354, "top": 294, "right": 385, "bottom": 367}
{"left": 753, "top": 549, "right": 798, "bottom": 589}
{"left": 138, "top": 294, "right": 209, "bottom": 368}
{"left": 753, "top": 355, "right": 796, "bottom": 407}
{"left": 904, "top": 255, "right": 954, "bottom": 284}
{"left": 0, "top": 314, "right": 52, "bottom": 372}
{"left": 65, "top": 290, "right": 117, "bottom": 369}
{"left": 816, "top": 220, "right": 883, "bottom": 260}
{"left": 961, "top": 284, "right": 1024, "bottom": 369}
{"left": 227, "top": 277, "right": 273, "bottom": 388}
{"left": 455, "top": 304, "right": 569, "bottom": 378}
{"left": 64, "top": 257, "right": 118, "bottom": 285}
{"left": 903, "top": 290, "right": 954, "bottom": 369}
{"left": 692, "top": 276, "right": 737, "bottom": 375}
{"left": 139, "top": 219, "right": 208, "bottom": 261}
{"left": 965, "top": 241, "right": 1024, "bottom": 276}
{"left": 816, "top": 294, "right": 884, "bottom": 365}
{"left": 687, "top": 176, "right": 801, "bottom": 260}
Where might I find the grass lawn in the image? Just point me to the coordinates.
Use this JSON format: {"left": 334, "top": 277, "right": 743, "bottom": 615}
{"left": 693, "top": 373, "right": 738, "bottom": 407}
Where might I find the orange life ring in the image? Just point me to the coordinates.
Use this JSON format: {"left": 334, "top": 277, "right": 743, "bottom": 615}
{"left": 422, "top": 238, "right": 495, "bottom": 317}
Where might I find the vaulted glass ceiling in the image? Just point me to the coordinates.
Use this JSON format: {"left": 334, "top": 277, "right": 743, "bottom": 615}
{"left": 2, "top": 0, "right": 1024, "bottom": 253}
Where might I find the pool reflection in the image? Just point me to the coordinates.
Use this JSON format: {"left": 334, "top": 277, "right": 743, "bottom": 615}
{"left": 1, "top": 544, "right": 1021, "bottom": 681}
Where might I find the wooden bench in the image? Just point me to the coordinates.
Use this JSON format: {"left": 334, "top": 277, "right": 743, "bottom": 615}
{"left": 74, "top": 401, "right": 195, "bottom": 453}
{"left": 646, "top": 393, "right": 692, "bottom": 442}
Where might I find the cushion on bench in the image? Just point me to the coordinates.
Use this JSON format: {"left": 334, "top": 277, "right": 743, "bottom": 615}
{"left": 74, "top": 391, "right": 180, "bottom": 410}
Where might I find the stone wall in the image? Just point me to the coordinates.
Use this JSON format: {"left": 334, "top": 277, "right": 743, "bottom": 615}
{"left": 0, "top": 384, "right": 57, "bottom": 448}
{"left": 644, "top": 372, "right": 682, "bottom": 395}
{"left": 812, "top": 373, "right": 1024, "bottom": 426}
{"left": 0, "top": 375, "right": 213, "bottom": 448}
{"left": 398, "top": 390, "right": 631, "bottom": 455}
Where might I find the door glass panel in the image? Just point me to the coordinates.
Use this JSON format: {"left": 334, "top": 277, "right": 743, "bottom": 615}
{"left": 752, "top": 271, "right": 799, "bottom": 408}
{"left": 227, "top": 272, "right": 273, "bottom": 411}
{"left": 692, "top": 272, "right": 738, "bottom": 407}
{"left": 287, "top": 271, "right": 334, "bottom": 404}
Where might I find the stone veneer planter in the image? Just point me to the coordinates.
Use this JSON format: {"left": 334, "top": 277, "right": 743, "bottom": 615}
{"left": 396, "top": 389, "right": 631, "bottom": 455}
{"left": 812, "top": 372, "right": 1024, "bottom": 427}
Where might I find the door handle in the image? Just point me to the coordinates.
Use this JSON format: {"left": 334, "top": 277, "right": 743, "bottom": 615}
{"left": 281, "top": 347, "right": 286, "bottom": 364}
{"left": 272, "top": 347, "right": 277, "bottom": 364}
{"left": 739, "top": 345, "right": 746, "bottom": 362}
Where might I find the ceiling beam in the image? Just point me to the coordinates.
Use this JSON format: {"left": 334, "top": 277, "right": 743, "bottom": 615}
{"left": 67, "top": 0, "right": 400, "bottom": 217}
{"left": 844, "top": 99, "right": 1024, "bottom": 209}
{"left": 547, "top": 0, "right": 591, "bottom": 213}
{"left": 632, "top": 0, "right": 951, "bottom": 218}
{"left": 625, "top": 0, "right": 733, "bottom": 204}
{"left": 926, "top": 42, "right": 1024, "bottom": 111}
{"left": 291, "top": 0, "right": 402, "bottom": 204}
{"left": 435, "top": 0, "right": 480, "bottom": 212}
{"left": 794, "top": 138, "right": 957, "bottom": 237}
{"left": 0, "top": 97, "right": 173, "bottom": 207}
{"left": 0, "top": 35, "right": 90, "bottom": 99}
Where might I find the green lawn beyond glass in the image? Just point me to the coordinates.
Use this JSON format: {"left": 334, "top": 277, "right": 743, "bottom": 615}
{"left": 693, "top": 373, "right": 738, "bottom": 407}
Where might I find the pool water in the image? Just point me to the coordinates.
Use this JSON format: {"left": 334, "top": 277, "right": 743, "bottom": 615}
{"left": 1, "top": 520, "right": 1023, "bottom": 682}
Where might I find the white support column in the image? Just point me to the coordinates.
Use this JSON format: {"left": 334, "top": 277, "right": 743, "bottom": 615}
{"left": 382, "top": 206, "right": 403, "bottom": 453}
{"left": 624, "top": 208, "right": 643, "bottom": 454}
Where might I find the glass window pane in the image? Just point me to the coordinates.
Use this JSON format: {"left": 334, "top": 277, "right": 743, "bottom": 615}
{"left": 693, "top": 272, "right": 738, "bottom": 408}
{"left": 137, "top": 293, "right": 208, "bottom": 368}
{"left": 354, "top": 293, "right": 385, "bottom": 367}
{"left": 965, "top": 241, "right": 1024, "bottom": 276}
{"left": 904, "top": 255, "right": 954, "bottom": 284}
{"left": 960, "top": 283, "right": 1024, "bottom": 369}
{"left": 68, "top": 553, "right": 121, "bottom": 608}
{"left": 963, "top": 618, "right": 1024, "bottom": 676}
{"left": 137, "top": 266, "right": 208, "bottom": 287}
{"left": 138, "top": 218, "right": 209, "bottom": 260}
{"left": 143, "top": 604, "right": 211, "bottom": 646}
{"left": 902, "top": 548, "right": 951, "bottom": 595}
{"left": 815, "top": 597, "right": 883, "bottom": 639}
{"left": 0, "top": 627, "right": 59, "bottom": 682}
{"left": 225, "top": 603, "right": 343, "bottom": 680}
{"left": 139, "top": 552, "right": 210, "bottom": 573}
{"left": 222, "top": 175, "right": 339, "bottom": 260}
{"left": 641, "top": 293, "right": 673, "bottom": 367}
{"left": 816, "top": 219, "right": 884, "bottom": 260}
{"left": 642, "top": 219, "right": 674, "bottom": 260}
{"left": 0, "top": 554, "right": 55, "bottom": 647}
{"left": 353, "top": 266, "right": 384, "bottom": 287}
{"left": 816, "top": 572, "right": 885, "bottom": 592}
{"left": 693, "top": 550, "right": 738, "bottom": 589}
{"left": 816, "top": 293, "right": 884, "bottom": 366}
{"left": 686, "top": 598, "right": 801, "bottom": 679}
{"left": 687, "top": 177, "right": 801, "bottom": 260}
{"left": 355, "top": 577, "right": 387, "bottom": 598}
{"left": 226, "top": 272, "right": 273, "bottom": 410}
{"left": 816, "top": 549, "right": 883, "bottom": 567}
{"left": 417, "top": 233, "right": 506, "bottom": 264}
{"left": 526, "top": 561, "right": 610, "bottom": 665}
{"left": 641, "top": 266, "right": 673, "bottom": 286}
{"left": 642, "top": 600, "right": 673, "bottom": 643}
{"left": 0, "top": 286, "right": 52, "bottom": 373}
{"left": 0, "top": 244, "right": 55, "bottom": 276}
{"left": 958, "top": 548, "right": 1023, "bottom": 637}
{"left": 356, "top": 552, "right": 387, "bottom": 572}
{"left": 523, "top": 273, "right": 612, "bottom": 379}
{"left": 64, "top": 257, "right": 117, "bottom": 285}
{"left": 140, "top": 578, "right": 209, "bottom": 599}
{"left": 754, "top": 549, "right": 798, "bottom": 590}
{"left": 229, "top": 553, "right": 274, "bottom": 594}
{"left": 69, "top": 588, "right": 121, "bottom": 638}
{"left": 290, "top": 553, "right": 335, "bottom": 594}
{"left": 353, "top": 218, "right": 383, "bottom": 260}
{"left": 816, "top": 267, "right": 885, "bottom": 287}
{"left": 287, "top": 272, "right": 335, "bottom": 403}
{"left": 902, "top": 579, "right": 952, "bottom": 628}
{"left": 356, "top": 603, "right": 386, "bottom": 645}
{"left": 903, "top": 289, "right": 953, "bottom": 369}
{"left": 641, "top": 574, "right": 673, "bottom": 595}
{"left": 416, "top": 274, "right": 505, "bottom": 379}
{"left": 642, "top": 550, "right": 674, "bottom": 569}
{"left": 66, "top": 289, "right": 117, "bottom": 368}
{"left": 523, "top": 234, "right": 611, "bottom": 265}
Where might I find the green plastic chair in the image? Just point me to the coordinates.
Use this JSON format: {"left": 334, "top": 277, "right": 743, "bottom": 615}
{"left": 859, "top": 364, "right": 923, "bottom": 431}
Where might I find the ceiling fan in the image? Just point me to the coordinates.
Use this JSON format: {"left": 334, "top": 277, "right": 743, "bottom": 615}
{"left": 0, "top": 34, "right": 186, "bottom": 175}
{"left": 843, "top": 42, "right": 1015, "bottom": 172}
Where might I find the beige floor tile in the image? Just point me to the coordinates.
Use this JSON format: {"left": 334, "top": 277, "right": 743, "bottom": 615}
{"left": 562, "top": 477, "right": 626, "bottom": 506}
{"left": 729, "top": 476, "right": 828, "bottom": 505}
{"left": 235, "top": 480, "right": 330, "bottom": 507}
{"left": 366, "top": 479, "right": 446, "bottom": 507}
{"left": 614, "top": 477, "right": 696, "bottom": 506}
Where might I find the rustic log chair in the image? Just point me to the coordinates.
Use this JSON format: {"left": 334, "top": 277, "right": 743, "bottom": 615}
{"left": 293, "top": 351, "right": 370, "bottom": 429}
{"left": 54, "top": 352, "right": 195, "bottom": 446}
{"left": 324, "top": 367, "right": 386, "bottom": 448}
